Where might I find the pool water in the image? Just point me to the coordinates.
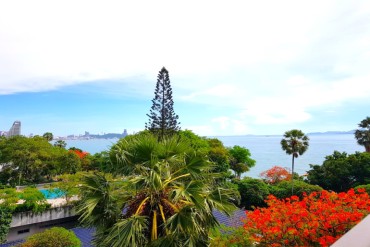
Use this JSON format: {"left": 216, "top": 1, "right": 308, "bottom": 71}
{"left": 39, "top": 189, "right": 64, "bottom": 199}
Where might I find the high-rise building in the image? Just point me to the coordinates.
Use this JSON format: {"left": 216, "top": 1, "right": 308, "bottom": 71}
{"left": 7, "top": 121, "right": 21, "bottom": 137}
{"left": 123, "top": 129, "right": 128, "bottom": 137}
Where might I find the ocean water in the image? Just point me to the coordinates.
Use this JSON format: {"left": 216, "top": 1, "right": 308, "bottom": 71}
{"left": 64, "top": 134, "right": 364, "bottom": 178}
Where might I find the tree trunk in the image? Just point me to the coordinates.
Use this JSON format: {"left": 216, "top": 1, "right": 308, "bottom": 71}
{"left": 366, "top": 145, "right": 370, "bottom": 153}
{"left": 291, "top": 154, "right": 295, "bottom": 195}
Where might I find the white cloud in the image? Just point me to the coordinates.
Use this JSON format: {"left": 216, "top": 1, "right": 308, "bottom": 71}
{"left": 1, "top": 0, "right": 370, "bottom": 135}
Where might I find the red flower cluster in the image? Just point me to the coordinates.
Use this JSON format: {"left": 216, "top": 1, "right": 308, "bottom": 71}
{"left": 244, "top": 188, "right": 370, "bottom": 247}
{"left": 70, "top": 149, "right": 89, "bottom": 159}
{"left": 259, "top": 166, "right": 292, "bottom": 184}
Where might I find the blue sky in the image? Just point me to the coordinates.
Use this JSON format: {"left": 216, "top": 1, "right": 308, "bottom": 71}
{"left": 0, "top": 0, "right": 370, "bottom": 137}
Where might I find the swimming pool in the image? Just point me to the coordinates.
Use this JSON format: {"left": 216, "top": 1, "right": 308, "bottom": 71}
{"left": 39, "top": 189, "right": 65, "bottom": 199}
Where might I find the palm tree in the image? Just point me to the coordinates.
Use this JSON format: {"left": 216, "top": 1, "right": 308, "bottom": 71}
{"left": 54, "top": 140, "right": 67, "bottom": 149}
{"left": 77, "top": 133, "right": 238, "bottom": 247}
{"left": 42, "top": 132, "right": 53, "bottom": 142}
{"left": 355, "top": 117, "right": 370, "bottom": 153}
{"left": 280, "top": 129, "right": 309, "bottom": 194}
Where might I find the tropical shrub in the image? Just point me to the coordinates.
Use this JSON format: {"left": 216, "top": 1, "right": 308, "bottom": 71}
{"left": 244, "top": 188, "right": 370, "bottom": 247}
{"left": 209, "top": 225, "right": 253, "bottom": 247}
{"left": 355, "top": 184, "right": 370, "bottom": 194}
{"left": 0, "top": 187, "right": 50, "bottom": 213}
{"left": 15, "top": 187, "right": 50, "bottom": 213}
{"left": 0, "top": 206, "right": 12, "bottom": 243}
{"left": 19, "top": 227, "right": 81, "bottom": 247}
{"left": 307, "top": 151, "right": 370, "bottom": 192}
{"left": 269, "top": 180, "right": 322, "bottom": 200}
{"left": 236, "top": 177, "right": 270, "bottom": 210}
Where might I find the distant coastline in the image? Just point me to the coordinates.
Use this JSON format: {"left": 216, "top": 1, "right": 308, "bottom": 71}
{"left": 54, "top": 132, "right": 128, "bottom": 141}
{"left": 307, "top": 130, "right": 355, "bottom": 135}
{"left": 55, "top": 130, "right": 356, "bottom": 141}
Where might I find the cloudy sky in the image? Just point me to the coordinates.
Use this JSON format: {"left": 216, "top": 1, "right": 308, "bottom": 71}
{"left": 0, "top": 0, "right": 369, "bottom": 137}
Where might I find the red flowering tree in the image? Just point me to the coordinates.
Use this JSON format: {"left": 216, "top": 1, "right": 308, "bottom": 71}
{"left": 259, "top": 166, "right": 292, "bottom": 184}
{"left": 69, "top": 149, "right": 91, "bottom": 170}
{"left": 71, "top": 150, "right": 89, "bottom": 159}
{"left": 244, "top": 188, "right": 370, "bottom": 247}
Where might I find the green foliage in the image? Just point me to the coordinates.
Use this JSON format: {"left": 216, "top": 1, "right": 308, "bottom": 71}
{"left": 42, "top": 132, "right": 53, "bottom": 142}
{"left": 281, "top": 129, "right": 309, "bottom": 194}
{"left": 178, "top": 130, "right": 210, "bottom": 154}
{"left": 236, "top": 177, "right": 270, "bottom": 210}
{"left": 49, "top": 173, "right": 84, "bottom": 205}
{"left": 145, "top": 67, "right": 180, "bottom": 140}
{"left": 0, "top": 136, "right": 82, "bottom": 185}
{"left": 79, "top": 134, "right": 239, "bottom": 246}
{"left": 355, "top": 116, "right": 370, "bottom": 152}
{"left": 207, "top": 138, "right": 230, "bottom": 174}
{"left": 0, "top": 205, "right": 12, "bottom": 243}
{"left": 280, "top": 129, "right": 310, "bottom": 158}
{"left": 0, "top": 188, "right": 19, "bottom": 208}
{"left": 306, "top": 151, "right": 370, "bottom": 192}
{"left": 228, "top": 145, "right": 255, "bottom": 179}
{"left": 19, "top": 227, "right": 81, "bottom": 247}
{"left": 0, "top": 187, "right": 51, "bottom": 213}
{"left": 269, "top": 180, "right": 323, "bottom": 200}
{"left": 54, "top": 140, "right": 67, "bottom": 149}
{"left": 16, "top": 187, "right": 50, "bottom": 213}
{"left": 209, "top": 226, "right": 253, "bottom": 247}
{"left": 355, "top": 184, "right": 370, "bottom": 194}
{"left": 90, "top": 151, "right": 111, "bottom": 172}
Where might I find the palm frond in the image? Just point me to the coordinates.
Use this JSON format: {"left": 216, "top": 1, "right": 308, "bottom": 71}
{"left": 101, "top": 215, "right": 148, "bottom": 247}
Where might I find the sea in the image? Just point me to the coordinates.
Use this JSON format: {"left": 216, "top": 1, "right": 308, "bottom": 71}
{"left": 64, "top": 134, "right": 364, "bottom": 178}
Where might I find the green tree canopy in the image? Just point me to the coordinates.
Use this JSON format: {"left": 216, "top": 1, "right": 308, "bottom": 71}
{"left": 228, "top": 145, "right": 255, "bottom": 179}
{"left": 145, "top": 67, "right": 180, "bottom": 140}
{"left": 306, "top": 151, "right": 370, "bottom": 192}
{"left": 0, "top": 136, "right": 81, "bottom": 185}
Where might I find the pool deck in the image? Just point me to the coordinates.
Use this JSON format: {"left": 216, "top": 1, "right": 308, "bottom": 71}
{"left": 46, "top": 195, "right": 78, "bottom": 207}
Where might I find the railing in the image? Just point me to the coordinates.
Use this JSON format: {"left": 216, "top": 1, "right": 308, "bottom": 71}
{"left": 10, "top": 206, "right": 76, "bottom": 228}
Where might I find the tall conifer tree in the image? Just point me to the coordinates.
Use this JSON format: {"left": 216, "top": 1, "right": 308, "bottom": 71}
{"left": 146, "top": 67, "right": 180, "bottom": 139}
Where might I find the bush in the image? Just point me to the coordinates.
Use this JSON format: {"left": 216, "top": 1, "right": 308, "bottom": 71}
{"left": 0, "top": 206, "right": 12, "bottom": 243}
{"left": 245, "top": 188, "right": 370, "bottom": 247}
{"left": 236, "top": 178, "right": 270, "bottom": 210}
{"left": 15, "top": 187, "right": 50, "bottom": 213}
{"left": 19, "top": 227, "right": 81, "bottom": 247}
{"left": 209, "top": 225, "right": 253, "bottom": 247}
{"left": 306, "top": 151, "right": 370, "bottom": 192}
{"left": 355, "top": 184, "right": 370, "bottom": 194}
{"left": 269, "top": 180, "right": 322, "bottom": 199}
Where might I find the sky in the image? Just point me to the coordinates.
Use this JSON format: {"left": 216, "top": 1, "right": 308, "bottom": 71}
{"left": 0, "top": 0, "right": 370, "bottom": 137}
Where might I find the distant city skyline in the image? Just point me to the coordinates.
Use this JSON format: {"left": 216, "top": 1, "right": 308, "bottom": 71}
{"left": 1, "top": 1, "right": 370, "bottom": 137}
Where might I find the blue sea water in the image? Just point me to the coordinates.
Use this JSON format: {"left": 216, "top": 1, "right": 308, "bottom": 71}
{"left": 64, "top": 134, "right": 364, "bottom": 178}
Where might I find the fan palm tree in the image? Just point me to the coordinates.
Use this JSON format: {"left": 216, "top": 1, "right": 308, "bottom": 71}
{"left": 355, "top": 117, "right": 370, "bottom": 153}
{"left": 280, "top": 129, "right": 309, "bottom": 194}
{"left": 77, "top": 133, "right": 238, "bottom": 247}
{"left": 42, "top": 132, "right": 54, "bottom": 142}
